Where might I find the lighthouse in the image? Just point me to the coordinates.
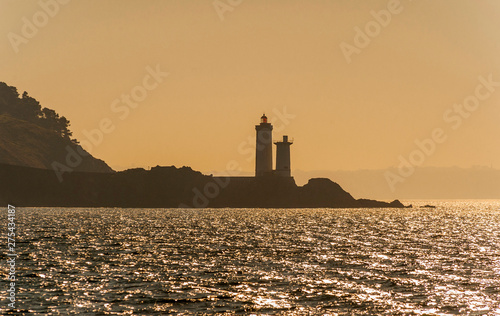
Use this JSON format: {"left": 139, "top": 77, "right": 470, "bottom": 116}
{"left": 275, "top": 135, "right": 293, "bottom": 177}
{"left": 255, "top": 114, "right": 273, "bottom": 177}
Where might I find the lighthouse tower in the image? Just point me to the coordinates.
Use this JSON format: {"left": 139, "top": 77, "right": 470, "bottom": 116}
{"left": 255, "top": 114, "right": 273, "bottom": 177}
{"left": 275, "top": 135, "right": 293, "bottom": 177}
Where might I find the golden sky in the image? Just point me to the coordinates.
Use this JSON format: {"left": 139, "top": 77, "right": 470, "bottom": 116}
{"left": 1, "top": 0, "right": 500, "bottom": 175}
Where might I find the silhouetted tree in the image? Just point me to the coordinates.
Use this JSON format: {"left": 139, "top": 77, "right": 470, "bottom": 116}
{"left": 20, "top": 91, "right": 42, "bottom": 122}
{"left": 57, "top": 116, "right": 72, "bottom": 138}
{"left": 0, "top": 82, "right": 19, "bottom": 115}
{"left": 0, "top": 81, "right": 76, "bottom": 142}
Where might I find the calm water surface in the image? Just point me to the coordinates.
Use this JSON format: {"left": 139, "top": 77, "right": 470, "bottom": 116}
{"left": 2, "top": 201, "right": 500, "bottom": 315}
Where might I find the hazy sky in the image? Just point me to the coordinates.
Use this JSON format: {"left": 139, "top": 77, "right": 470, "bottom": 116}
{"left": 2, "top": 0, "right": 500, "bottom": 175}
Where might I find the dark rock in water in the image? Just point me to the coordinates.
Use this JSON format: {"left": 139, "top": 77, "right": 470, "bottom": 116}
{"left": 0, "top": 163, "right": 406, "bottom": 208}
{"left": 356, "top": 198, "right": 405, "bottom": 208}
{"left": 421, "top": 205, "right": 436, "bottom": 208}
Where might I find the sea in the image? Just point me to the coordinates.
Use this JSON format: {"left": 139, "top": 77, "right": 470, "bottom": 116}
{"left": 1, "top": 200, "right": 500, "bottom": 315}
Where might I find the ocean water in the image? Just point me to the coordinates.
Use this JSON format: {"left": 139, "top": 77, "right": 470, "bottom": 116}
{"left": 2, "top": 201, "right": 500, "bottom": 315}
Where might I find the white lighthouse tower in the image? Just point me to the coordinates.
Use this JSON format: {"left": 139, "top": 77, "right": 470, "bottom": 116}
{"left": 255, "top": 114, "right": 273, "bottom": 177}
{"left": 275, "top": 135, "right": 293, "bottom": 177}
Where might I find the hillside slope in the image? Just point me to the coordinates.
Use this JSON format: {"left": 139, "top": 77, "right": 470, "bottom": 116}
{"left": 0, "top": 114, "right": 113, "bottom": 173}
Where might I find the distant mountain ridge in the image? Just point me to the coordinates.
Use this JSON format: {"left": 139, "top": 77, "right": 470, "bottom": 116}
{"left": 293, "top": 167, "right": 500, "bottom": 200}
{"left": 0, "top": 82, "right": 113, "bottom": 173}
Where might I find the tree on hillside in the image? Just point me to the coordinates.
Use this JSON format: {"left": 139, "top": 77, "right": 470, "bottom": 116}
{"left": 0, "top": 82, "right": 19, "bottom": 115}
{"left": 0, "top": 82, "right": 75, "bottom": 143}
{"left": 20, "top": 91, "right": 42, "bottom": 122}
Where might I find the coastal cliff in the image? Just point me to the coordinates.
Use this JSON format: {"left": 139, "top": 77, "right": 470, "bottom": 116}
{"left": 0, "top": 164, "right": 404, "bottom": 208}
